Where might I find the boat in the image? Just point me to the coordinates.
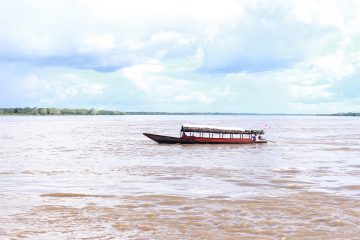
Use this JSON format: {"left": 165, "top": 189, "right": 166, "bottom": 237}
{"left": 143, "top": 124, "right": 267, "bottom": 144}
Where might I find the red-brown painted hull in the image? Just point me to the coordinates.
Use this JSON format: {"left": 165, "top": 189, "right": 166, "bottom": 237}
{"left": 181, "top": 135, "right": 267, "bottom": 144}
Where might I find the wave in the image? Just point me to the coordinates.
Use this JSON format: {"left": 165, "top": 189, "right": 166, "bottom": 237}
{"left": 40, "top": 193, "right": 115, "bottom": 198}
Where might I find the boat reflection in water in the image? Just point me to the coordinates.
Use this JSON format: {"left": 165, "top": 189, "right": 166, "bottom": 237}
{"left": 144, "top": 124, "right": 267, "bottom": 144}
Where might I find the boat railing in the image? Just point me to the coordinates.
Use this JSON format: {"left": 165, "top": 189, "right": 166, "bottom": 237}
{"left": 181, "top": 130, "right": 262, "bottom": 139}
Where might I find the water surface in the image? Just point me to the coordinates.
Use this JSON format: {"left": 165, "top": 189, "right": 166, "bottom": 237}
{"left": 0, "top": 115, "right": 360, "bottom": 239}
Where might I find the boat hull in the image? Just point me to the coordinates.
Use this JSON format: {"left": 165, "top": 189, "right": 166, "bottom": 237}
{"left": 143, "top": 133, "right": 195, "bottom": 144}
{"left": 143, "top": 133, "right": 267, "bottom": 144}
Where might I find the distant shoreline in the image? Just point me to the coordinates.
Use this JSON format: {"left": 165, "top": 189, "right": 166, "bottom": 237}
{"left": 0, "top": 108, "right": 359, "bottom": 116}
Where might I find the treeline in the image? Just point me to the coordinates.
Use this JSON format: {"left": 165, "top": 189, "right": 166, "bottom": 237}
{"left": 0, "top": 108, "right": 359, "bottom": 116}
{"left": 330, "top": 112, "right": 360, "bottom": 116}
{"left": 0, "top": 109, "right": 268, "bottom": 115}
{"left": 123, "top": 112, "right": 251, "bottom": 115}
{"left": 0, "top": 108, "right": 125, "bottom": 115}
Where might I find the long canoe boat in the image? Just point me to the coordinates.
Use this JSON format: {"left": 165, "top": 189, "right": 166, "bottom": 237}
{"left": 143, "top": 124, "right": 267, "bottom": 144}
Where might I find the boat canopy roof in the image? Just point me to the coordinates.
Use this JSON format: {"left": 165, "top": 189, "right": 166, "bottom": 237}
{"left": 181, "top": 124, "right": 264, "bottom": 134}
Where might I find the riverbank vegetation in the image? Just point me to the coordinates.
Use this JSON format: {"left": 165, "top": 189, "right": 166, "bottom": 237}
{"left": 0, "top": 108, "right": 359, "bottom": 116}
{"left": 0, "top": 108, "right": 124, "bottom": 115}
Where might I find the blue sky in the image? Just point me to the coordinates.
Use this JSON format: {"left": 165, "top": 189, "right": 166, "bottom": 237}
{"left": 1, "top": 0, "right": 360, "bottom": 113}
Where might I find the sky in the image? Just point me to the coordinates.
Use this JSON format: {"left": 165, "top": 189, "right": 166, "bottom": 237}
{"left": 1, "top": 0, "right": 360, "bottom": 113}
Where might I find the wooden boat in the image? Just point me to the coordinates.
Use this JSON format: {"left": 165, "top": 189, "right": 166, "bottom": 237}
{"left": 143, "top": 124, "right": 267, "bottom": 144}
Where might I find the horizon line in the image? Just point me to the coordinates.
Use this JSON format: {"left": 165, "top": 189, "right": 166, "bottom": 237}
{"left": 0, "top": 107, "right": 359, "bottom": 116}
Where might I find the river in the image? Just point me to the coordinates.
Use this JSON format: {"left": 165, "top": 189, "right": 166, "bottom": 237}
{"left": 0, "top": 115, "right": 359, "bottom": 239}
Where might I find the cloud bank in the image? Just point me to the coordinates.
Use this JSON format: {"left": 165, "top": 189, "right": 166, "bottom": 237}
{"left": 1, "top": 0, "right": 360, "bottom": 113}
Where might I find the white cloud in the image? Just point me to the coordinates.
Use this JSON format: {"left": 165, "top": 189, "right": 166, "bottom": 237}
{"left": 150, "top": 31, "right": 194, "bottom": 45}
{"left": 122, "top": 61, "right": 235, "bottom": 105}
{"left": 0, "top": 0, "right": 243, "bottom": 58}
{"left": 20, "top": 73, "right": 106, "bottom": 104}
{"left": 290, "top": 84, "right": 333, "bottom": 100}
{"left": 174, "top": 91, "right": 213, "bottom": 104}
{"left": 123, "top": 61, "right": 165, "bottom": 92}
{"left": 80, "top": 34, "right": 115, "bottom": 53}
{"left": 82, "top": 0, "right": 243, "bottom": 23}
{"left": 123, "top": 61, "right": 194, "bottom": 96}
{"left": 312, "top": 54, "right": 355, "bottom": 80}
{"left": 288, "top": 0, "right": 347, "bottom": 31}
{"left": 83, "top": 83, "right": 105, "bottom": 95}
{"left": 1, "top": 0, "right": 360, "bottom": 113}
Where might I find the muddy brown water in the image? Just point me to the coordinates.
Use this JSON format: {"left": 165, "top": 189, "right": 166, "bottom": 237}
{"left": 0, "top": 115, "right": 360, "bottom": 239}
